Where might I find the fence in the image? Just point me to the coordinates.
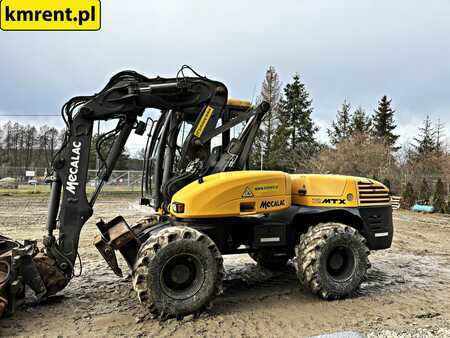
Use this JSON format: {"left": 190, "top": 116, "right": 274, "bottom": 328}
{"left": 0, "top": 166, "right": 143, "bottom": 190}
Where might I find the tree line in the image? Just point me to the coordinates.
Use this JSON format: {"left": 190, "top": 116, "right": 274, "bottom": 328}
{"left": 0, "top": 121, "right": 61, "bottom": 168}
{"left": 0, "top": 122, "right": 139, "bottom": 171}
{"left": 249, "top": 66, "right": 449, "bottom": 213}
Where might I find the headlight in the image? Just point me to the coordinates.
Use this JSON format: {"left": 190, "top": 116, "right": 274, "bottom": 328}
{"left": 171, "top": 202, "right": 185, "bottom": 213}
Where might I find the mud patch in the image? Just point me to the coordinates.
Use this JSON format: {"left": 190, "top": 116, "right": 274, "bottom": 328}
{"left": 1, "top": 197, "right": 449, "bottom": 337}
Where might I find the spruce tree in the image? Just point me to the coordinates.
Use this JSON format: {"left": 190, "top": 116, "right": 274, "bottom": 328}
{"left": 432, "top": 178, "right": 447, "bottom": 213}
{"left": 327, "top": 100, "right": 352, "bottom": 145}
{"left": 413, "top": 115, "right": 436, "bottom": 157}
{"left": 401, "top": 182, "right": 416, "bottom": 209}
{"left": 269, "top": 120, "right": 292, "bottom": 170}
{"left": 279, "top": 74, "right": 318, "bottom": 161}
{"left": 350, "top": 106, "right": 371, "bottom": 135}
{"left": 372, "top": 96, "right": 399, "bottom": 150}
{"left": 418, "top": 178, "right": 431, "bottom": 202}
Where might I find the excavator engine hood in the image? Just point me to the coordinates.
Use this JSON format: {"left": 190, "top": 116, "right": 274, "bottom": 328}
{"left": 290, "top": 174, "right": 390, "bottom": 208}
{"left": 170, "top": 171, "right": 291, "bottom": 218}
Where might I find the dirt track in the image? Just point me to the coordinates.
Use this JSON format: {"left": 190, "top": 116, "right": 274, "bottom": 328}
{"left": 1, "top": 194, "right": 449, "bottom": 337}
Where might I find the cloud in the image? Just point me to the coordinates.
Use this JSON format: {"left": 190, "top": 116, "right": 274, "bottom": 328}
{"left": 1, "top": 0, "right": 449, "bottom": 152}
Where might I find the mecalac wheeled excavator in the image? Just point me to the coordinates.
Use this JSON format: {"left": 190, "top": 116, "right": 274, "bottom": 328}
{"left": 0, "top": 66, "right": 393, "bottom": 319}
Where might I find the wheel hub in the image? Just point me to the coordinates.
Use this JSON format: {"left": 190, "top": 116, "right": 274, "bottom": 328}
{"left": 326, "top": 246, "right": 355, "bottom": 281}
{"left": 170, "top": 264, "right": 191, "bottom": 285}
{"left": 161, "top": 254, "right": 204, "bottom": 299}
{"left": 329, "top": 252, "right": 344, "bottom": 270}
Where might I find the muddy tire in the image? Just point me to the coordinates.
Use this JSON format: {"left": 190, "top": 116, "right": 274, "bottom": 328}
{"left": 295, "top": 223, "right": 370, "bottom": 299}
{"left": 249, "top": 251, "right": 289, "bottom": 270}
{"left": 132, "top": 226, "right": 223, "bottom": 319}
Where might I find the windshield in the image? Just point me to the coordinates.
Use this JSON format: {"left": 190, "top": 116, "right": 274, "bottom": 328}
{"left": 142, "top": 111, "right": 196, "bottom": 209}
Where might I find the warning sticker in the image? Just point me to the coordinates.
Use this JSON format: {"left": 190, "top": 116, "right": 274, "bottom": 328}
{"left": 254, "top": 184, "right": 278, "bottom": 192}
{"left": 242, "top": 186, "right": 254, "bottom": 198}
{"left": 193, "top": 105, "right": 214, "bottom": 138}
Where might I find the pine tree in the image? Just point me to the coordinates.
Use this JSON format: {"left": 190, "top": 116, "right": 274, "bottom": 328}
{"left": 401, "top": 182, "right": 416, "bottom": 209}
{"left": 327, "top": 100, "right": 352, "bottom": 145}
{"left": 372, "top": 96, "right": 399, "bottom": 150}
{"left": 435, "top": 118, "right": 445, "bottom": 155}
{"left": 279, "top": 74, "right": 318, "bottom": 164}
{"left": 432, "top": 178, "right": 447, "bottom": 213}
{"left": 258, "top": 66, "right": 282, "bottom": 169}
{"left": 413, "top": 115, "right": 436, "bottom": 157}
{"left": 350, "top": 106, "right": 371, "bottom": 135}
{"left": 418, "top": 178, "right": 431, "bottom": 202}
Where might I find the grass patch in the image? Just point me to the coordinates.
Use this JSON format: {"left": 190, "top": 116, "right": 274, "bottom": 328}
{"left": 0, "top": 185, "right": 141, "bottom": 198}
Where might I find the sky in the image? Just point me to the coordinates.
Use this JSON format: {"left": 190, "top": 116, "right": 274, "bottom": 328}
{"left": 1, "top": 0, "right": 449, "bottom": 154}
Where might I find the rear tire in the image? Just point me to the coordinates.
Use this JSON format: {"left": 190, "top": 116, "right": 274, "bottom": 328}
{"left": 132, "top": 226, "right": 223, "bottom": 319}
{"left": 249, "top": 251, "right": 289, "bottom": 270}
{"left": 295, "top": 223, "right": 370, "bottom": 299}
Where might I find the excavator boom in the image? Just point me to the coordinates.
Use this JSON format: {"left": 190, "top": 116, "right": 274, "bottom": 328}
{"left": 0, "top": 66, "right": 269, "bottom": 317}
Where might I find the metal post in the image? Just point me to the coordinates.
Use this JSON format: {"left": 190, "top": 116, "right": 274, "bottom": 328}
{"left": 260, "top": 143, "right": 263, "bottom": 170}
{"left": 96, "top": 121, "right": 100, "bottom": 187}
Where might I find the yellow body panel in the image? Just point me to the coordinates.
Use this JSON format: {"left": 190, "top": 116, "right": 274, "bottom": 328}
{"left": 170, "top": 172, "right": 390, "bottom": 218}
{"left": 291, "top": 174, "right": 359, "bottom": 208}
{"left": 170, "top": 171, "right": 291, "bottom": 218}
{"left": 226, "top": 99, "right": 252, "bottom": 109}
{"left": 291, "top": 174, "right": 390, "bottom": 207}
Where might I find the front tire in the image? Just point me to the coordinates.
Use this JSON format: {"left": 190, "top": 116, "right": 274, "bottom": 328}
{"left": 132, "top": 226, "right": 223, "bottom": 319}
{"left": 295, "top": 223, "right": 370, "bottom": 299}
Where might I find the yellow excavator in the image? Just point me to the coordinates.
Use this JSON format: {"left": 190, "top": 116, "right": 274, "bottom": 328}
{"left": 0, "top": 66, "right": 393, "bottom": 319}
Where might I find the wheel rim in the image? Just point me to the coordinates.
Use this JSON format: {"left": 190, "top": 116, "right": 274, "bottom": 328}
{"left": 160, "top": 253, "right": 205, "bottom": 300}
{"left": 326, "top": 246, "right": 355, "bottom": 281}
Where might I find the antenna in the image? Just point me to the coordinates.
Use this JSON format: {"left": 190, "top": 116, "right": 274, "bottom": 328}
{"left": 250, "top": 82, "right": 258, "bottom": 105}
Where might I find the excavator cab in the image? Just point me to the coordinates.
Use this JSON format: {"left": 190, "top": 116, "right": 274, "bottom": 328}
{"left": 141, "top": 98, "right": 259, "bottom": 211}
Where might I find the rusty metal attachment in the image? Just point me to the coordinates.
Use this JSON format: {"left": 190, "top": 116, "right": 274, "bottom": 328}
{"left": 0, "top": 235, "right": 50, "bottom": 318}
{"left": 0, "top": 262, "right": 9, "bottom": 318}
{"left": 33, "top": 254, "right": 69, "bottom": 297}
{"left": 94, "top": 215, "right": 159, "bottom": 277}
{"left": 94, "top": 216, "right": 141, "bottom": 277}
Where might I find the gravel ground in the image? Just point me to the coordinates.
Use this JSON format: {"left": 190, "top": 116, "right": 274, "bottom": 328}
{"left": 0, "top": 193, "right": 449, "bottom": 337}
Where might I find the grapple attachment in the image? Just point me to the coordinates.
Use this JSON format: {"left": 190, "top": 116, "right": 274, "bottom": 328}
{"left": 0, "top": 235, "right": 68, "bottom": 318}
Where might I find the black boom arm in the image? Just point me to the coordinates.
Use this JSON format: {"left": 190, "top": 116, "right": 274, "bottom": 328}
{"left": 44, "top": 70, "right": 229, "bottom": 276}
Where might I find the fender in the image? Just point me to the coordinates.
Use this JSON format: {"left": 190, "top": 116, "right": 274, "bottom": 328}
{"left": 263, "top": 205, "right": 392, "bottom": 250}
